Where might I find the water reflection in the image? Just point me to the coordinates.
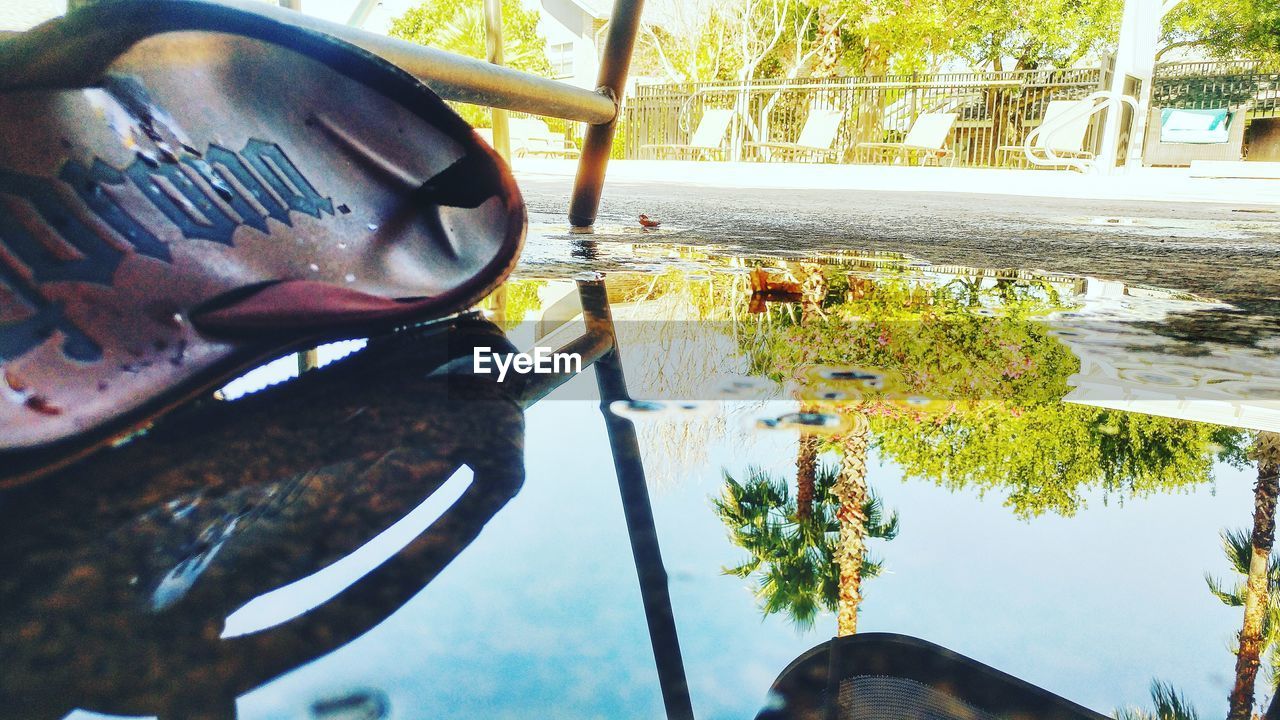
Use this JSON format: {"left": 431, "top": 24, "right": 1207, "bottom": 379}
{"left": 0, "top": 321, "right": 525, "bottom": 719}
{"left": 4, "top": 241, "right": 1280, "bottom": 719}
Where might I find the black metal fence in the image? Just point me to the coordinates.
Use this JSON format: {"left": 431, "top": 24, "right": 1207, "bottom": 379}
{"left": 622, "top": 67, "right": 1108, "bottom": 167}
{"left": 1152, "top": 60, "right": 1280, "bottom": 118}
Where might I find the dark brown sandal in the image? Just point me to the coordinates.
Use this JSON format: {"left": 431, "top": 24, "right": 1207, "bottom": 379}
{"left": 0, "top": 0, "right": 525, "bottom": 486}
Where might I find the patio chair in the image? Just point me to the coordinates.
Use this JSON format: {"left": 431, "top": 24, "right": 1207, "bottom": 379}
{"left": 997, "top": 99, "right": 1096, "bottom": 168}
{"left": 641, "top": 107, "right": 735, "bottom": 160}
{"left": 758, "top": 633, "right": 1109, "bottom": 720}
{"left": 509, "top": 117, "right": 582, "bottom": 158}
{"left": 856, "top": 112, "right": 958, "bottom": 165}
{"left": 747, "top": 106, "right": 846, "bottom": 162}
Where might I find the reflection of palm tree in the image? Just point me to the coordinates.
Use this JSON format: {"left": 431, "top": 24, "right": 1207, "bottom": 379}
{"left": 1228, "top": 431, "right": 1280, "bottom": 720}
{"left": 834, "top": 412, "right": 872, "bottom": 636}
{"left": 715, "top": 463, "right": 898, "bottom": 632}
{"left": 1115, "top": 680, "right": 1200, "bottom": 720}
{"left": 1208, "top": 526, "right": 1280, "bottom": 698}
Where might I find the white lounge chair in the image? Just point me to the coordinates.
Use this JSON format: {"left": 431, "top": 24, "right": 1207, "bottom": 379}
{"left": 856, "top": 112, "right": 958, "bottom": 165}
{"left": 747, "top": 106, "right": 845, "bottom": 162}
{"left": 641, "top": 108, "right": 734, "bottom": 160}
{"left": 997, "top": 100, "right": 1096, "bottom": 168}
{"left": 474, "top": 119, "right": 581, "bottom": 158}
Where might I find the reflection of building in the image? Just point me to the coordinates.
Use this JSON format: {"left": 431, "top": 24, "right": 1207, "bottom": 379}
{"left": 1061, "top": 278, "right": 1280, "bottom": 432}
{"left": 538, "top": 0, "right": 609, "bottom": 89}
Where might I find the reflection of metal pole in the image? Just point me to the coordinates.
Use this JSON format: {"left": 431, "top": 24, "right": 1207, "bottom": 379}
{"left": 578, "top": 279, "right": 696, "bottom": 720}
{"left": 297, "top": 348, "right": 319, "bottom": 374}
{"left": 483, "top": 0, "right": 511, "bottom": 162}
{"left": 568, "top": 0, "right": 645, "bottom": 230}
{"left": 346, "top": 0, "right": 377, "bottom": 27}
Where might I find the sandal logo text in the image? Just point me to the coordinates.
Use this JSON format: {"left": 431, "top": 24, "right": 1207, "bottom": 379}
{"left": 0, "top": 140, "right": 334, "bottom": 363}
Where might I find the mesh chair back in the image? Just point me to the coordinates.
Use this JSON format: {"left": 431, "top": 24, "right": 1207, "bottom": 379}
{"left": 690, "top": 108, "right": 735, "bottom": 148}
{"left": 757, "top": 633, "right": 1109, "bottom": 720}
{"left": 797, "top": 107, "right": 845, "bottom": 149}
{"left": 1037, "top": 100, "right": 1093, "bottom": 153}
{"left": 902, "top": 113, "right": 958, "bottom": 149}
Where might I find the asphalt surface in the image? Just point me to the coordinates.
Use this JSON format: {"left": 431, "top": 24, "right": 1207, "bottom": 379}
{"left": 518, "top": 176, "right": 1280, "bottom": 345}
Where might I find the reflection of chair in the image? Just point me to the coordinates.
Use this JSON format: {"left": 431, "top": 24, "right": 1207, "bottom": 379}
{"left": 998, "top": 100, "right": 1097, "bottom": 168}
{"left": 0, "top": 319, "right": 527, "bottom": 718}
{"left": 758, "top": 633, "right": 1109, "bottom": 720}
{"left": 748, "top": 106, "right": 845, "bottom": 162}
{"left": 642, "top": 107, "right": 735, "bottom": 159}
{"left": 857, "top": 112, "right": 958, "bottom": 165}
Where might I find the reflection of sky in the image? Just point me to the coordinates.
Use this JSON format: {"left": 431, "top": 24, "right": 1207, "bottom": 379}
{"left": 62, "top": 373, "right": 1259, "bottom": 720}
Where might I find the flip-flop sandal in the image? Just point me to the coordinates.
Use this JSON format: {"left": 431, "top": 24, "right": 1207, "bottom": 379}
{"left": 0, "top": 0, "right": 525, "bottom": 486}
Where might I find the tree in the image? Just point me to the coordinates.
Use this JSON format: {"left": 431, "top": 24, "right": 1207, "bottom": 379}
{"left": 1226, "top": 431, "right": 1280, "bottom": 720}
{"left": 737, "top": 264, "right": 1248, "bottom": 520}
{"left": 952, "top": 0, "right": 1122, "bottom": 71}
{"left": 389, "top": 0, "right": 552, "bottom": 126}
{"left": 1207, "top": 525, "right": 1280, "bottom": 705}
{"left": 1162, "top": 0, "right": 1280, "bottom": 62}
{"left": 714, "top": 463, "right": 899, "bottom": 632}
{"left": 1116, "top": 680, "right": 1201, "bottom": 720}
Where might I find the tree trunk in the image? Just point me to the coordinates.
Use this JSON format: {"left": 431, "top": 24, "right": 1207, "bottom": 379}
{"left": 833, "top": 413, "right": 870, "bottom": 637}
{"left": 1228, "top": 431, "right": 1280, "bottom": 720}
{"left": 796, "top": 431, "right": 819, "bottom": 520}
{"left": 854, "top": 42, "right": 889, "bottom": 149}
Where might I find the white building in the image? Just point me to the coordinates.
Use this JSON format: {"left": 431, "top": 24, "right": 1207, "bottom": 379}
{"left": 537, "top": 0, "right": 608, "bottom": 89}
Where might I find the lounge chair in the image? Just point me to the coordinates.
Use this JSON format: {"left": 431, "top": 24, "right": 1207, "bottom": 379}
{"left": 641, "top": 108, "right": 734, "bottom": 160}
{"left": 747, "top": 106, "right": 845, "bottom": 162}
{"left": 509, "top": 117, "right": 581, "bottom": 158}
{"left": 758, "top": 633, "right": 1109, "bottom": 720}
{"left": 856, "top": 112, "right": 958, "bottom": 165}
{"left": 998, "top": 99, "right": 1096, "bottom": 168}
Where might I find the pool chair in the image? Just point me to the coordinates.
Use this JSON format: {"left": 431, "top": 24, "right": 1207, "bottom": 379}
{"left": 642, "top": 108, "right": 735, "bottom": 160}
{"left": 748, "top": 106, "right": 846, "bottom": 162}
{"left": 757, "top": 633, "right": 1109, "bottom": 720}
{"left": 856, "top": 112, "right": 958, "bottom": 165}
{"left": 997, "top": 99, "right": 1097, "bottom": 170}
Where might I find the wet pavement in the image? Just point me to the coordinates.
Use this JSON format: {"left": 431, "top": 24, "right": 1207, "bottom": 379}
{"left": 3, "top": 210, "right": 1280, "bottom": 719}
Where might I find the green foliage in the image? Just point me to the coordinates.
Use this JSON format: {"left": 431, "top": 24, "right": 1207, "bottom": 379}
{"left": 736, "top": 268, "right": 1249, "bottom": 519}
{"left": 875, "top": 404, "right": 1243, "bottom": 518}
{"left": 389, "top": 0, "right": 552, "bottom": 127}
{"left": 1206, "top": 526, "right": 1280, "bottom": 689}
{"left": 1163, "top": 0, "right": 1280, "bottom": 62}
{"left": 1115, "top": 680, "right": 1201, "bottom": 720}
{"left": 714, "top": 464, "right": 899, "bottom": 629}
{"left": 951, "top": 0, "right": 1122, "bottom": 70}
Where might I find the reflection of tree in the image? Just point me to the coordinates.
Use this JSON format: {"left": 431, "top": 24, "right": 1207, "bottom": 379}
{"left": 714, "top": 463, "right": 898, "bottom": 634}
{"left": 1116, "top": 680, "right": 1200, "bottom": 720}
{"left": 1225, "top": 431, "right": 1280, "bottom": 720}
{"left": 739, "top": 267, "right": 1248, "bottom": 519}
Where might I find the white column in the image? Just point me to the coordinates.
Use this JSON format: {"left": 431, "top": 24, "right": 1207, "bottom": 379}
{"left": 1097, "top": 0, "right": 1168, "bottom": 172}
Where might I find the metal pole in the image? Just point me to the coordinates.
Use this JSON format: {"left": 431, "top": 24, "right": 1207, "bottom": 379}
{"left": 483, "top": 0, "right": 511, "bottom": 162}
{"left": 567, "top": 0, "right": 646, "bottom": 230}
{"left": 578, "top": 279, "right": 696, "bottom": 720}
{"left": 277, "top": 0, "right": 301, "bottom": 9}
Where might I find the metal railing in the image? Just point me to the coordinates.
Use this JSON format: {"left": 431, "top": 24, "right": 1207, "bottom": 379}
{"left": 623, "top": 67, "right": 1109, "bottom": 167}
{"left": 1152, "top": 60, "right": 1280, "bottom": 118}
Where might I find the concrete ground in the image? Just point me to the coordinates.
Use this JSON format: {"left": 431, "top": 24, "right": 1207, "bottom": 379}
{"left": 513, "top": 159, "right": 1280, "bottom": 343}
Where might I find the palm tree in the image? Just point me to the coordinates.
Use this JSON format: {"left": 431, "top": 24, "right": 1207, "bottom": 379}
{"left": 1227, "top": 430, "right": 1280, "bottom": 720}
{"left": 1115, "top": 679, "right": 1200, "bottom": 720}
{"left": 714, "top": 463, "right": 899, "bottom": 632}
